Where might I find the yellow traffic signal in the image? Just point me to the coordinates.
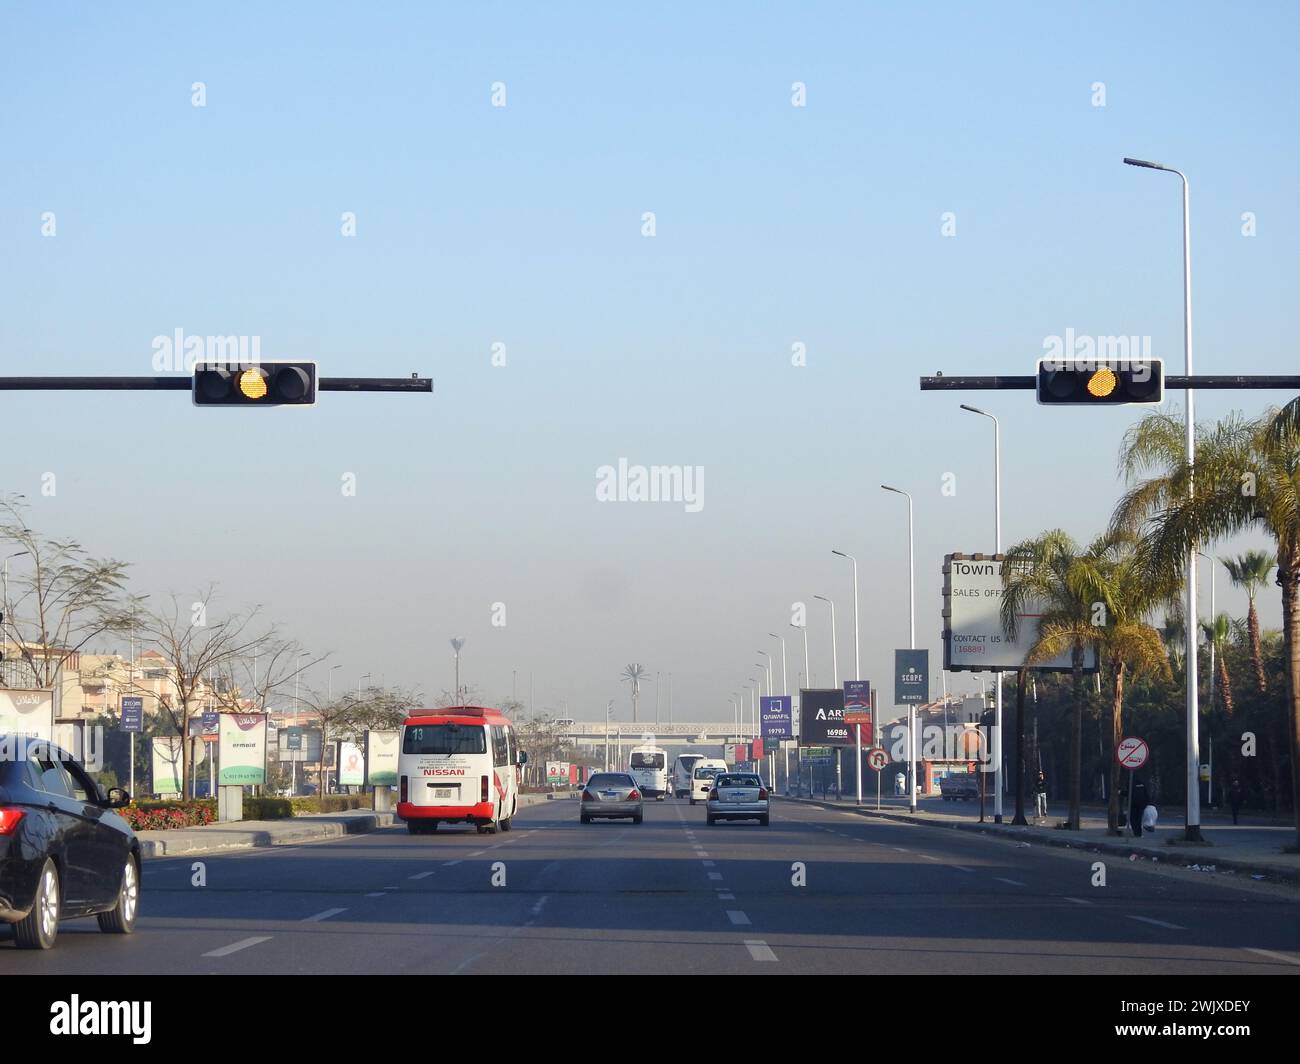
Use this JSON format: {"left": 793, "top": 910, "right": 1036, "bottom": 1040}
{"left": 1037, "top": 360, "right": 1163, "bottom": 405}
{"left": 193, "top": 362, "right": 317, "bottom": 407}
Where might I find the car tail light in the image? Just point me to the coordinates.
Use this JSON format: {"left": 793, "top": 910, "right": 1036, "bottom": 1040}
{"left": 708, "top": 789, "right": 718, "bottom": 801}
{"left": 400, "top": 776, "right": 408, "bottom": 803}
{"left": 628, "top": 790, "right": 641, "bottom": 801}
{"left": 0, "top": 807, "right": 24, "bottom": 835}
{"left": 481, "top": 775, "right": 489, "bottom": 802}
{"left": 582, "top": 790, "right": 595, "bottom": 802}
{"left": 759, "top": 788, "right": 768, "bottom": 800}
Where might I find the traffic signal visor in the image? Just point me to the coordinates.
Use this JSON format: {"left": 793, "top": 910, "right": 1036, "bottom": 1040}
{"left": 193, "top": 362, "right": 317, "bottom": 407}
{"left": 1037, "top": 359, "right": 1162, "bottom": 405}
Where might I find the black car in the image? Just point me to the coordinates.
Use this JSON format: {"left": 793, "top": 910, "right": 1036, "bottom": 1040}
{"left": 0, "top": 736, "right": 141, "bottom": 949}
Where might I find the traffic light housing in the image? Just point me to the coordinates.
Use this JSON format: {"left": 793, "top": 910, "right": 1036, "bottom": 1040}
{"left": 192, "top": 362, "right": 317, "bottom": 407}
{"left": 1036, "top": 359, "right": 1162, "bottom": 405}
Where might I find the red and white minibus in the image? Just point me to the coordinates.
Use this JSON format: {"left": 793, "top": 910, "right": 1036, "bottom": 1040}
{"left": 397, "top": 707, "right": 527, "bottom": 835}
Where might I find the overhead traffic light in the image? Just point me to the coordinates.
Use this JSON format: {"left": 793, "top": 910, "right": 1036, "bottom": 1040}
{"left": 192, "top": 362, "right": 317, "bottom": 407}
{"left": 1036, "top": 359, "right": 1163, "bottom": 406}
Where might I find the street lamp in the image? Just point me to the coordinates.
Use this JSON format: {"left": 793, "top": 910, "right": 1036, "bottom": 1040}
{"left": 358, "top": 672, "right": 371, "bottom": 697}
{"left": 1124, "top": 155, "right": 1201, "bottom": 842}
{"left": 882, "top": 484, "right": 917, "bottom": 813}
{"left": 812, "top": 596, "right": 838, "bottom": 688}
{"left": 756, "top": 651, "right": 772, "bottom": 695}
{"left": 327, "top": 663, "right": 342, "bottom": 702}
{"left": 450, "top": 638, "right": 466, "bottom": 705}
{"left": 960, "top": 404, "right": 1004, "bottom": 822}
{"left": 831, "top": 550, "right": 861, "bottom": 682}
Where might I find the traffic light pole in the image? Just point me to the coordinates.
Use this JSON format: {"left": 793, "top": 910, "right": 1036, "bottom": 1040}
{"left": 0, "top": 375, "right": 432, "bottom": 393}
{"left": 921, "top": 375, "right": 1300, "bottom": 391}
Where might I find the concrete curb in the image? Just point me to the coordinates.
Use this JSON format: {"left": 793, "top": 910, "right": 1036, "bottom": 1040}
{"left": 779, "top": 796, "right": 1300, "bottom": 886}
{"left": 140, "top": 794, "right": 560, "bottom": 858}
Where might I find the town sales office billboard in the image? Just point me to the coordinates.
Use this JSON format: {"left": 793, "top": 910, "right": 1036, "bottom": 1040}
{"left": 943, "top": 554, "right": 1097, "bottom": 672}
{"left": 0, "top": 689, "right": 55, "bottom": 741}
{"left": 800, "top": 689, "right": 852, "bottom": 746}
{"left": 218, "top": 713, "right": 268, "bottom": 786}
{"left": 366, "top": 730, "right": 400, "bottom": 786}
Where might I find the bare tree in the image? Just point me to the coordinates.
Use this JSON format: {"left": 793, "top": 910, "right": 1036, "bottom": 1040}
{"left": 0, "top": 497, "right": 133, "bottom": 698}
{"left": 298, "top": 684, "right": 422, "bottom": 794}
{"left": 118, "top": 589, "right": 272, "bottom": 795}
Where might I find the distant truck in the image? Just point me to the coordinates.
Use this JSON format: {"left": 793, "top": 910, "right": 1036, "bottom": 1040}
{"left": 939, "top": 773, "right": 979, "bottom": 801}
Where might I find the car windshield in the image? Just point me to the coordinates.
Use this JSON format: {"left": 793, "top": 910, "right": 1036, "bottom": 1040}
{"left": 402, "top": 724, "right": 486, "bottom": 755}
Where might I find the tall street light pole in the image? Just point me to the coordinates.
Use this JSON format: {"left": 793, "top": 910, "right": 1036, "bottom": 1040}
{"left": 813, "top": 596, "right": 838, "bottom": 688}
{"left": 791, "top": 622, "right": 810, "bottom": 794}
{"left": 831, "top": 550, "right": 861, "bottom": 682}
{"left": 882, "top": 484, "right": 917, "bottom": 812}
{"left": 961, "top": 404, "right": 1004, "bottom": 822}
{"left": 327, "top": 664, "right": 342, "bottom": 702}
{"left": 757, "top": 651, "right": 772, "bottom": 696}
{"left": 1124, "top": 155, "right": 1201, "bottom": 842}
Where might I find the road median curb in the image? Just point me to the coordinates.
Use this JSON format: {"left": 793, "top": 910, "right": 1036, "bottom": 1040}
{"left": 778, "top": 796, "right": 1300, "bottom": 886}
{"left": 139, "top": 810, "right": 397, "bottom": 858}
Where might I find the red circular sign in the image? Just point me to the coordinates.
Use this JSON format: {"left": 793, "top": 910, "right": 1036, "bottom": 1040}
{"left": 1116, "top": 736, "right": 1149, "bottom": 769}
{"left": 867, "top": 747, "right": 890, "bottom": 771}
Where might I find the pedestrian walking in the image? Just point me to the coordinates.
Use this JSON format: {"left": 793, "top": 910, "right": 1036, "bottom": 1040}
{"left": 1034, "top": 770, "right": 1048, "bottom": 822}
{"left": 1228, "top": 778, "right": 1244, "bottom": 825}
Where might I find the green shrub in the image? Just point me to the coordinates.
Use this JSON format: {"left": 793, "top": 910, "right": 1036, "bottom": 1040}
{"left": 242, "top": 797, "right": 294, "bottom": 820}
{"left": 289, "top": 794, "right": 374, "bottom": 815}
{"left": 123, "top": 800, "right": 217, "bottom": 831}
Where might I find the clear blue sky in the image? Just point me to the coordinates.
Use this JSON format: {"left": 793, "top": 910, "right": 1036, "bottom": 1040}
{"left": 2, "top": 2, "right": 1295, "bottom": 720}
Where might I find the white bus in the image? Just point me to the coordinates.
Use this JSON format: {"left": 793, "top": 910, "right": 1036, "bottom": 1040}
{"left": 397, "top": 706, "right": 526, "bottom": 835}
{"left": 672, "top": 753, "right": 705, "bottom": 798}
{"left": 628, "top": 745, "right": 668, "bottom": 800}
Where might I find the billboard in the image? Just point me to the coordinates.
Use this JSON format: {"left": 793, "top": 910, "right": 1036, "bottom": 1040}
{"left": 943, "top": 554, "right": 1098, "bottom": 672}
{"left": 338, "top": 740, "right": 365, "bottom": 787}
{"left": 760, "top": 696, "right": 793, "bottom": 739}
{"left": 895, "top": 649, "right": 929, "bottom": 704}
{"left": 121, "top": 696, "right": 144, "bottom": 733}
{"left": 0, "top": 689, "right": 55, "bottom": 742}
{"left": 278, "top": 727, "right": 322, "bottom": 762}
{"left": 365, "top": 730, "right": 399, "bottom": 786}
{"left": 218, "top": 713, "right": 267, "bottom": 786}
{"left": 151, "top": 736, "right": 184, "bottom": 796}
{"left": 800, "top": 689, "right": 852, "bottom": 746}
{"left": 546, "top": 761, "right": 568, "bottom": 785}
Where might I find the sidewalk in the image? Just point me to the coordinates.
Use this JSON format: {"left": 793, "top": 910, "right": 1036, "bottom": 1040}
{"left": 138, "top": 793, "right": 556, "bottom": 859}
{"left": 783, "top": 792, "right": 1300, "bottom": 884}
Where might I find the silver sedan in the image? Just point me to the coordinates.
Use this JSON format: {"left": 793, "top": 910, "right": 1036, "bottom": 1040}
{"left": 705, "top": 773, "right": 770, "bottom": 826}
{"left": 579, "top": 773, "right": 644, "bottom": 824}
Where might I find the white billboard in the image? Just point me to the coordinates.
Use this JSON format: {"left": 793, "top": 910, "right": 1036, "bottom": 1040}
{"left": 218, "top": 713, "right": 267, "bottom": 786}
{"left": 152, "top": 736, "right": 184, "bottom": 796}
{"left": 943, "top": 554, "right": 1097, "bottom": 672}
{"left": 0, "top": 689, "right": 55, "bottom": 741}
{"left": 365, "top": 730, "right": 399, "bottom": 786}
{"left": 338, "top": 740, "right": 365, "bottom": 787}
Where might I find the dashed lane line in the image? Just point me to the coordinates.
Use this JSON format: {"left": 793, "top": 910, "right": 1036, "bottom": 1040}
{"left": 745, "top": 941, "right": 778, "bottom": 962}
{"left": 1127, "top": 915, "right": 1187, "bottom": 931}
{"left": 203, "top": 936, "right": 272, "bottom": 958}
{"left": 1243, "top": 947, "right": 1300, "bottom": 966}
{"left": 726, "top": 910, "right": 751, "bottom": 926}
{"left": 409, "top": 871, "right": 436, "bottom": 880}
{"left": 994, "top": 878, "right": 1025, "bottom": 887}
{"left": 303, "top": 908, "right": 348, "bottom": 922}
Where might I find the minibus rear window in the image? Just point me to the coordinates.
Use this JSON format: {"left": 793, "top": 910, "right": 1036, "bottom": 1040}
{"left": 403, "top": 724, "right": 487, "bottom": 755}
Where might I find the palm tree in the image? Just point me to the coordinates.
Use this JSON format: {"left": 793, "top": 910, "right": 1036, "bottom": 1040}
{"left": 1199, "top": 614, "right": 1235, "bottom": 716}
{"left": 1114, "top": 407, "right": 1300, "bottom": 848}
{"left": 1222, "top": 550, "right": 1275, "bottom": 693}
{"left": 1001, "top": 530, "right": 1101, "bottom": 830}
{"left": 621, "top": 663, "right": 648, "bottom": 723}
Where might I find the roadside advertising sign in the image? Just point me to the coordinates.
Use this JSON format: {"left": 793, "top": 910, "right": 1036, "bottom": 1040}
{"left": 121, "top": 696, "right": 144, "bottom": 733}
{"left": 800, "top": 688, "right": 851, "bottom": 746}
{"left": 760, "top": 695, "right": 793, "bottom": 739}
{"left": 365, "top": 730, "right": 399, "bottom": 786}
{"left": 218, "top": 713, "right": 267, "bottom": 786}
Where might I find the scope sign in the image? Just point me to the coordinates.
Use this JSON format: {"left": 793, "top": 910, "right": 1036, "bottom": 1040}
{"left": 1116, "top": 736, "right": 1149, "bottom": 770}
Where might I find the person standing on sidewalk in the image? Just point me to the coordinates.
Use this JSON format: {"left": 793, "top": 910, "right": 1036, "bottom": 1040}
{"left": 1034, "top": 770, "right": 1048, "bottom": 822}
{"left": 1228, "top": 778, "right": 1244, "bottom": 825}
{"left": 1130, "top": 778, "right": 1150, "bottom": 838}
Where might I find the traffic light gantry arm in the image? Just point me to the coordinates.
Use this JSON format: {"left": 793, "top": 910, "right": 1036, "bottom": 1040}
{"left": 921, "top": 375, "right": 1300, "bottom": 391}
{"left": 0, "top": 375, "right": 432, "bottom": 393}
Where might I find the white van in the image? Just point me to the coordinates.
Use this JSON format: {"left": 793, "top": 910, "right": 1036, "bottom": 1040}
{"left": 397, "top": 706, "right": 526, "bottom": 835}
{"left": 689, "top": 759, "right": 728, "bottom": 805}
{"left": 672, "top": 753, "right": 705, "bottom": 798}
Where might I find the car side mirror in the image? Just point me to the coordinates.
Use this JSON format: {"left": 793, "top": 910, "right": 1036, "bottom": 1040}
{"left": 105, "top": 787, "right": 131, "bottom": 809}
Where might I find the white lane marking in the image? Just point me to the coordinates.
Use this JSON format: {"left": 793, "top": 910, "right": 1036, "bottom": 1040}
{"left": 920, "top": 854, "right": 941, "bottom": 862}
{"left": 726, "top": 910, "right": 751, "bottom": 926}
{"left": 708, "top": 872, "right": 723, "bottom": 880}
{"left": 994, "top": 878, "right": 1025, "bottom": 887}
{"left": 697, "top": 852, "right": 710, "bottom": 858}
{"left": 1127, "top": 915, "right": 1187, "bottom": 931}
{"left": 365, "top": 891, "right": 387, "bottom": 897}
{"left": 443, "top": 860, "right": 463, "bottom": 867}
{"left": 468, "top": 850, "right": 486, "bottom": 857}
{"left": 1243, "top": 947, "right": 1300, "bottom": 966}
{"left": 409, "top": 871, "right": 436, "bottom": 880}
{"left": 702, "top": 861, "right": 715, "bottom": 867}
{"left": 531, "top": 895, "right": 550, "bottom": 917}
{"left": 745, "top": 940, "right": 778, "bottom": 962}
{"left": 1063, "top": 896, "right": 1095, "bottom": 906}
{"left": 891, "top": 847, "right": 909, "bottom": 852}
{"left": 718, "top": 892, "right": 736, "bottom": 900}
{"left": 303, "top": 907, "right": 347, "bottom": 922}
{"left": 951, "top": 865, "right": 975, "bottom": 873}
{"left": 203, "top": 936, "right": 272, "bottom": 957}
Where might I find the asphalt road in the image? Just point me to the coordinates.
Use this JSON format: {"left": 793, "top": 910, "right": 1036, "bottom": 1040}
{"left": 3, "top": 797, "right": 1300, "bottom": 974}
